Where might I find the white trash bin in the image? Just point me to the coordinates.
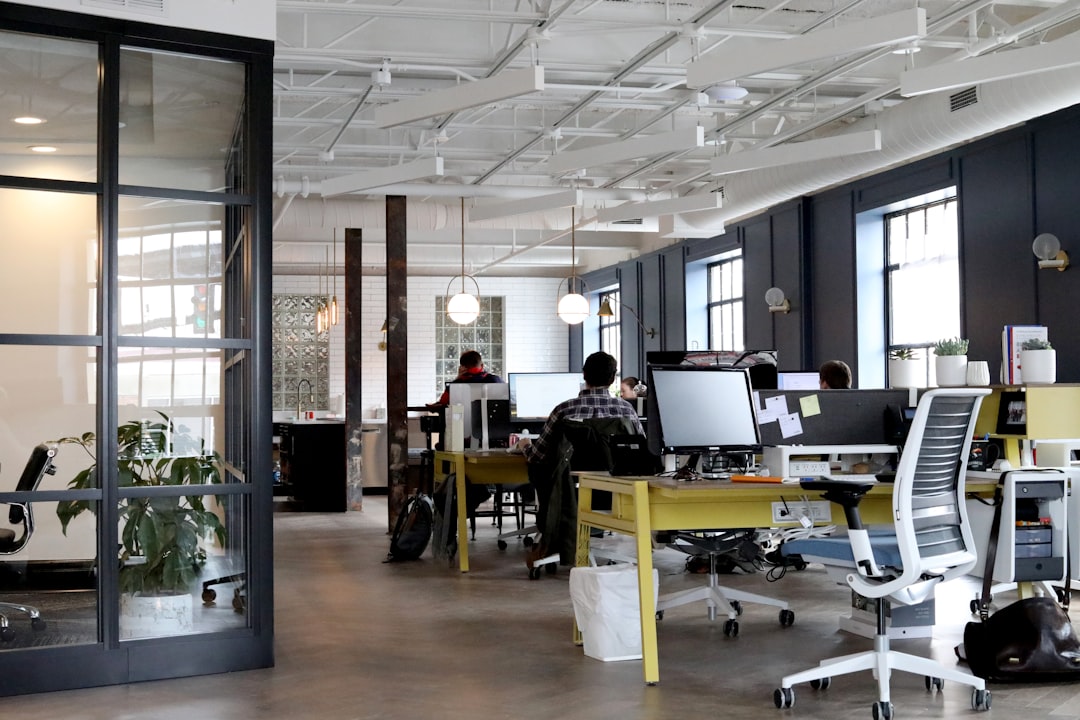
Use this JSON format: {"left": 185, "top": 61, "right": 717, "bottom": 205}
{"left": 569, "top": 564, "right": 659, "bottom": 662}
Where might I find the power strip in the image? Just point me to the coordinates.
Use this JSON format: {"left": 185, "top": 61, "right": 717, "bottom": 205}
{"left": 772, "top": 500, "right": 832, "bottom": 525}
{"left": 789, "top": 460, "right": 831, "bottom": 475}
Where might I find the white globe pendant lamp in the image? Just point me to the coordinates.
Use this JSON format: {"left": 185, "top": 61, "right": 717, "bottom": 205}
{"left": 557, "top": 206, "right": 589, "bottom": 325}
{"left": 445, "top": 197, "right": 480, "bottom": 325}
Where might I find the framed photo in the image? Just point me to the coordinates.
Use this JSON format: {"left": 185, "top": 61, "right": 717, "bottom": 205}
{"left": 996, "top": 390, "right": 1027, "bottom": 435}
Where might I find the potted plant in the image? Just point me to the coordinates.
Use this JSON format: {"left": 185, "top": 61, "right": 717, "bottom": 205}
{"left": 933, "top": 337, "right": 969, "bottom": 387}
{"left": 888, "top": 348, "right": 922, "bottom": 388}
{"left": 1019, "top": 337, "right": 1056, "bottom": 384}
{"left": 54, "top": 412, "right": 225, "bottom": 638}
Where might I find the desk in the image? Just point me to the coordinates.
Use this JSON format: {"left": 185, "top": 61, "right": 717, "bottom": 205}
{"left": 573, "top": 473, "right": 998, "bottom": 686}
{"left": 433, "top": 450, "right": 528, "bottom": 572}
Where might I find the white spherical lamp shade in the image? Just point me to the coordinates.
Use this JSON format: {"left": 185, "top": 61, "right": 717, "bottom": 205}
{"left": 557, "top": 292, "right": 590, "bottom": 325}
{"left": 447, "top": 292, "right": 480, "bottom": 324}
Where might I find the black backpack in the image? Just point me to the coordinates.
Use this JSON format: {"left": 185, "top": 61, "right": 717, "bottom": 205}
{"left": 386, "top": 493, "right": 434, "bottom": 562}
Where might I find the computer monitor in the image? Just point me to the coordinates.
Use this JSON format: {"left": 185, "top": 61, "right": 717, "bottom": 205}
{"left": 508, "top": 372, "right": 583, "bottom": 421}
{"left": 448, "top": 382, "right": 510, "bottom": 450}
{"left": 645, "top": 349, "right": 778, "bottom": 389}
{"left": 646, "top": 365, "right": 761, "bottom": 477}
{"left": 777, "top": 371, "right": 821, "bottom": 390}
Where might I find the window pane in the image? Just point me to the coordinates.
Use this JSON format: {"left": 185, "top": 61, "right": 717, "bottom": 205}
{"left": 118, "top": 197, "right": 225, "bottom": 338}
{"left": 118, "top": 48, "right": 246, "bottom": 193}
{"left": 0, "top": 189, "right": 97, "bottom": 335}
{"left": 0, "top": 31, "right": 98, "bottom": 182}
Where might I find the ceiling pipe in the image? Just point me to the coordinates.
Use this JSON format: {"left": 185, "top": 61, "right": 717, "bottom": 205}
{"left": 271, "top": 176, "right": 648, "bottom": 202}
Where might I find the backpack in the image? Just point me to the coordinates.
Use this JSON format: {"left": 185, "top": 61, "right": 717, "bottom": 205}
{"left": 385, "top": 493, "right": 434, "bottom": 562}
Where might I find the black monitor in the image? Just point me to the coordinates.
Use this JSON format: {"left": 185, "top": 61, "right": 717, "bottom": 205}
{"left": 508, "top": 372, "right": 583, "bottom": 422}
{"left": 646, "top": 365, "right": 761, "bottom": 477}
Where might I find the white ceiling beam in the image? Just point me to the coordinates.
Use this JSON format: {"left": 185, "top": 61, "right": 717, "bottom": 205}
{"left": 374, "top": 66, "right": 545, "bottom": 128}
{"left": 597, "top": 192, "right": 722, "bottom": 223}
{"left": 900, "top": 32, "right": 1080, "bottom": 97}
{"left": 709, "top": 129, "right": 882, "bottom": 176}
{"left": 547, "top": 126, "right": 704, "bottom": 176}
{"left": 319, "top": 157, "right": 444, "bottom": 196}
{"left": 467, "top": 190, "right": 583, "bottom": 222}
{"left": 659, "top": 214, "right": 725, "bottom": 239}
{"left": 686, "top": 8, "right": 927, "bottom": 88}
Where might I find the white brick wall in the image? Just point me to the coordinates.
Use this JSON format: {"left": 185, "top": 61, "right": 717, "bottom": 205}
{"left": 273, "top": 274, "right": 571, "bottom": 419}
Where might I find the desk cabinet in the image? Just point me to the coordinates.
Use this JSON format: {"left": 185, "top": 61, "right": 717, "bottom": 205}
{"left": 275, "top": 421, "right": 346, "bottom": 512}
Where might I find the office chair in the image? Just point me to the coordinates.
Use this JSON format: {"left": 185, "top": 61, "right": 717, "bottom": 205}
{"left": 526, "top": 416, "right": 637, "bottom": 579}
{"left": 0, "top": 443, "right": 57, "bottom": 640}
{"left": 773, "top": 388, "right": 992, "bottom": 718}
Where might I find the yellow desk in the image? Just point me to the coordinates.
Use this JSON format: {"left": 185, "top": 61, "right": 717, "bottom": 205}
{"left": 433, "top": 450, "right": 529, "bottom": 573}
{"left": 573, "top": 473, "right": 998, "bottom": 685}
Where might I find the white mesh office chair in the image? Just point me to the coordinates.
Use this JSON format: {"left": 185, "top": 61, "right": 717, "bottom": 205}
{"left": 774, "top": 388, "right": 992, "bottom": 719}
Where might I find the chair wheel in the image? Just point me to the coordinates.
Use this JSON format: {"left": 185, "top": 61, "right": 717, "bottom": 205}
{"left": 202, "top": 588, "right": 217, "bottom": 605}
{"left": 723, "top": 618, "right": 739, "bottom": 637}
{"left": 872, "top": 700, "right": 893, "bottom": 720}
{"left": 497, "top": 540, "right": 508, "bottom": 550}
{"left": 30, "top": 617, "right": 46, "bottom": 632}
{"left": 523, "top": 536, "right": 534, "bottom": 547}
{"left": 969, "top": 598, "right": 979, "bottom": 614}
{"left": 0, "top": 626, "right": 13, "bottom": 642}
{"left": 655, "top": 610, "right": 664, "bottom": 621}
{"left": 809, "top": 677, "right": 831, "bottom": 690}
{"left": 925, "top": 675, "right": 943, "bottom": 692}
{"left": 730, "top": 600, "right": 743, "bottom": 616}
{"left": 971, "top": 688, "right": 991, "bottom": 711}
{"left": 529, "top": 568, "right": 541, "bottom": 580}
{"left": 773, "top": 687, "right": 795, "bottom": 709}
{"left": 779, "top": 609, "right": 795, "bottom": 627}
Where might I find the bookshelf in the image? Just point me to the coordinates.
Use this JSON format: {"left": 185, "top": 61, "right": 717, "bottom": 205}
{"left": 973, "top": 385, "right": 1080, "bottom": 466}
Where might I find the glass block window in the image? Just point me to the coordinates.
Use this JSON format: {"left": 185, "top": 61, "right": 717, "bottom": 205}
{"left": 434, "top": 296, "right": 505, "bottom": 395}
{"left": 271, "top": 293, "right": 329, "bottom": 412}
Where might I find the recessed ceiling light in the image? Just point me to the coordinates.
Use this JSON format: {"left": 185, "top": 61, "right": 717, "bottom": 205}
{"left": 28, "top": 145, "right": 57, "bottom": 153}
{"left": 13, "top": 116, "right": 46, "bottom": 125}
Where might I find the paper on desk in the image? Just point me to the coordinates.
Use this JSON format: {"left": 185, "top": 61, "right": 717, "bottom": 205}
{"left": 758, "top": 394, "right": 788, "bottom": 424}
{"left": 778, "top": 412, "right": 803, "bottom": 439}
{"left": 799, "top": 394, "right": 821, "bottom": 417}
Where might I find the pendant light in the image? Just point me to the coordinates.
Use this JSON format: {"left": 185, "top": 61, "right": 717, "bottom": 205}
{"left": 315, "top": 246, "right": 326, "bottom": 334}
{"left": 330, "top": 230, "right": 339, "bottom": 325}
{"left": 445, "top": 197, "right": 480, "bottom": 324}
{"left": 557, "top": 206, "right": 589, "bottom": 324}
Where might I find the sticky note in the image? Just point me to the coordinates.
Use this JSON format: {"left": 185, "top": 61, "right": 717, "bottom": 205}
{"left": 800, "top": 395, "right": 821, "bottom": 417}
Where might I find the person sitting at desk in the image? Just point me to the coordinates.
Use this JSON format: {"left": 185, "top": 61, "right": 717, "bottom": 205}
{"left": 819, "top": 360, "right": 852, "bottom": 389}
{"left": 515, "top": 352, "right": 644, "bottom": 567}
{"left": 426, "top": 349, "right": 503, "bottom": 409}
{"left": 619, "top": 376, "right": 646, "bottom": 400}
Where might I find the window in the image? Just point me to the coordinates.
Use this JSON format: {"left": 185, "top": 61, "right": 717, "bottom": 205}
{"left": 434, "top": 296, "right": 505, "bottom": 395}
{"left": 886, "top": 196, "right": 960, "bottom": 385}
{"left": 707, "top": 249, "right": 744, "bottom": 351}
{"left": 598, "top": 289, "right": 621, "bottom": 373}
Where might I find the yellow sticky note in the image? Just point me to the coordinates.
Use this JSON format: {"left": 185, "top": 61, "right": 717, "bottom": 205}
{"left": 800, "top": 394, "right": 821, "bottom": 417}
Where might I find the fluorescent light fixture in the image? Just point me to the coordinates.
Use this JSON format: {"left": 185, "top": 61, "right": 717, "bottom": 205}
{"left": 320, "top": 157, "right": 444, "bottom": 197}
{"left": 547, "top": 126, "right": 704, "bottom": 176}
{"left": 658, "top": 214, "right": 725, "bottom": 239}
{"left": 467, "top": 190, "right": 583, "bottom": 222}
{"left": 900, "top": 31, "right": 1080, "bottom": 97}
{"left": 28, "top": 145, "right": 57, "bottom": 153}
{"left": 709, "top": 129, "right": 882, "bottom": 176}
{"left": 597, "top": 192, "right": 722, "bottom": 223}
{"left": 374, "top": 66, "right": 545, "bottom": 128}
{"left": 12, "top": 116, "right": 45, "bottom": 125}
{"left": 686, "top": 8, "right": 926, "bottom": 88}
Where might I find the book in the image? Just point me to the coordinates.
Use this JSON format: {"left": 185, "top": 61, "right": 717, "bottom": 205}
{"left": 1002, "top": 325, "right": 1048, "bottom": 384}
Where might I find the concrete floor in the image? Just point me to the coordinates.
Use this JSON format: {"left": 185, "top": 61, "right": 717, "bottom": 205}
{"left": 2, "top": 495, "right": 1079, "bottom": 719}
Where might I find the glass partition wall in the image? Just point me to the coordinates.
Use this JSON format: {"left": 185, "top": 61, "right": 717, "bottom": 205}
{"left": 0, "top": 5, "right": 272, "bottom": 694}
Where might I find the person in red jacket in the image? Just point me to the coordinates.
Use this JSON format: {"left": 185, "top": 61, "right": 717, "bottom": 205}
{"left": 427, "top": 349, "right": 503, "bottom": 409}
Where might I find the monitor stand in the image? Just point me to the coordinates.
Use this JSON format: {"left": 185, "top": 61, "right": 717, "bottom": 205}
{"left": 674, "top": 453, "right": 701, "bottom": 481}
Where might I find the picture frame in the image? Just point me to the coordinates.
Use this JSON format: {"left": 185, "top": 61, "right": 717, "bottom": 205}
{"left": 995, "top": 390, "right": 1027, "bottom": 435}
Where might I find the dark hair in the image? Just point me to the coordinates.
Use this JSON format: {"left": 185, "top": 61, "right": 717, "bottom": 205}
{"left": 622, "top": 376, "right": 639, "bottom": 388}
{"left": 819, "top": 360, "right": 852, "bottom": 389}
{"left": 459, "top": 350, "right": 483, "bottom": 369}
{"left": 583, "top": 351, "right": 618, "bottom": 388}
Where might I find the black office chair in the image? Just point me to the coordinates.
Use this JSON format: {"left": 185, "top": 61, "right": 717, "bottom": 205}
{"left": 0, "top": 443, "right": 57, "bottom": 640}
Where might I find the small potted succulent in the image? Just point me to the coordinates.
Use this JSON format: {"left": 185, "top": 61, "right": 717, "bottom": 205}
{"left": 888, "top": 347, "right": 922, "bottom": 389}
{"left": 933, "top": 337, "right": 969, "bottom": 387}
{"left": 1019, "top": 337, "right": 1056, "bottom": 384}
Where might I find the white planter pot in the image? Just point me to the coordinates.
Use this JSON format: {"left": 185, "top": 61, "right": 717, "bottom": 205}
{"left": 119, "top": 592, "right": 194, "bottom": 639}
{"left": 935, "top": 355, "right": 968, "bottom": 387}
{"left": 966, "top": 360, "right": 991, "bottom": 386}
{"left": 888, "top": 359, "right": 922, "bottom": 388}
{"left": 1019, "top": 349, "right": 1056, "bottom": 384}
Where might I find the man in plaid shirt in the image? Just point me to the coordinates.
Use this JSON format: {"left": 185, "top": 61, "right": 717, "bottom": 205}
{"left": 516, "top": 351, "right": 644, "bottom": 464}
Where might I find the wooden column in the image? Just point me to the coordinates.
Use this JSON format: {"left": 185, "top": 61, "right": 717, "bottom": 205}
{"left": 386, "top": 195, "right": 409, "bottom": 530}
{"left": 344, "top": 227, "right": 364, "bottom": 511}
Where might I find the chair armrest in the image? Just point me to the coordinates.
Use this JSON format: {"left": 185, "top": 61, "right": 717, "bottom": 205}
{"left": 799, "top": 479, "right": 874, "bottom": 529}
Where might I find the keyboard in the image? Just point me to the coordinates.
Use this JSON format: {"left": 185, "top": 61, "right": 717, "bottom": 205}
{"left": 822, "top": 474, "right": 880, "bottom": 483}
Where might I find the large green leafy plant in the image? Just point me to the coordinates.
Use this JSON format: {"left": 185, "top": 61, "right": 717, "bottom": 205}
{"left": 54, "top": 412, "right": 225, "bottom": 596}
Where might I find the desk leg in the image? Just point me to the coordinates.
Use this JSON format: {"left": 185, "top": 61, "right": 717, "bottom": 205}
{"left": 572, "top": 485, "right": 593, "bottom": 646}
{"left": 456, "top": 456, "right": 470, "bottom": 573}
{"left": 632, "top": 480, "right": 659, "bottom": 686}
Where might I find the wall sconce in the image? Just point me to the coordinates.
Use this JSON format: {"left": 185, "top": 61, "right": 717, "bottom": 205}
{"left": 1033, "top": 233, "right": 1069, "bottom": 271}
{"left": 557, "top": 206, "right": 590, "bottom": 324}
{"left": 378, "top": 319, "right": 387, "bottom": 351}
{"left": 765, "top": 287, "right": 790, "bottom": 314}
{"left": 597, "top": 298, "right": 657, "bottom": 339}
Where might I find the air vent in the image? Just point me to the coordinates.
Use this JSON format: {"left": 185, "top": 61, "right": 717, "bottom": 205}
{"left": 949, "top": 87, "right": 978, "bottom": 112}
{"left": 82, "top": 0, "right": 166, "bottom": 16}
{"left": 612, "top": 218, "right": 644, "bottom": 225}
